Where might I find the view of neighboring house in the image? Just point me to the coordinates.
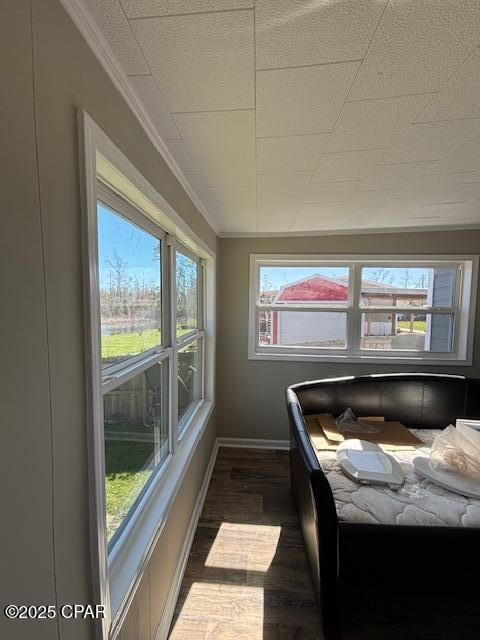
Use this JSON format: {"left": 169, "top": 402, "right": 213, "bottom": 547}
{"left": 261, "top": 273, "right": 446, "bottom": 350}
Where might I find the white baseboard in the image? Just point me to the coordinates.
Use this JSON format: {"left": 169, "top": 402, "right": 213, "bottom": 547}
{"left": 217, "top": 437, "right": 290, "bottom": 450}
{"left": 154, "top": 439, "right": 219, "bottom": 640}
{"left": 154, "top": 436, "right": 289, "bottom": 638}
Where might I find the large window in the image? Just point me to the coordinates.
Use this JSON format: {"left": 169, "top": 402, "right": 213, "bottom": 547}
{"left": 94, "top": 189, "right": 207, "bottom": 558}
{"left": 97, "top": 195, "right": 173, "bottom": 551}
{"left": 250, "top": 255, "right": 477, "bottom": 363}
{"left": 81, "top": 114, "right": 215, "bottom": 639}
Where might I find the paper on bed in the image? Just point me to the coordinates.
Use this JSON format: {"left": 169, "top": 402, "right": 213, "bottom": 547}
{"left": 316, "top": 413, "right": 422, "bottom": 450}
{"left": 304, "top": 415, "right": 338, "bottom": 450}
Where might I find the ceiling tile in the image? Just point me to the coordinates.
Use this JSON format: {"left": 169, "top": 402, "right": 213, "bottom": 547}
{"left": 328, "top": 94, "right": 433, "bottom": 152}
{"left": 312, "top": 149, "right": 385, "bottom": 183}
{"left": 349, "top": 1, "right": 480, "bottom": 100}
{"left": 208, "top": 186, "right": 256, "bottom": 212}
{"left": 398, "top": 181, "right": 480, "bottom": 204}
{"left": 380, "top": 120, "right": 480, "bottom": 164}
{"left": 213, "top": 203, "right": 257, "bottom": 232}
{"left": 256, "top": 214, "right": 295, "bottom": 233}
{"left": 86, "top": 0, "right": 480, "bottom": 235}
{"left": 120, "top": 0, "right": 253, "bottom": 19}
{"left": 198, "top": 158, "right": 255, "bottom": 187}
{"left": 255, "top": 0, "right": 385, "bottom": 70}
{"left": 303, "top": 181, "right": 360, "bottom": 203}
{"left": 416, "top": 171, "right": 480, "bottom": 188}
{"left": 183, "top": 173, "right": 219, "bottom": 212}
{"left": 129, "top": 76, "right": 181, "bottom": 139}
{"left": 257, "top": 195, "right": 302, "bottom": 215}
{"left": 292, "top": 210, "right": 366, "bottom": 232}
{"left": 256, "top": 61, "right": 359, "bottom": 137}
{"left": 345, "top": 189, "right": 405, "bottom": 209}
{"left": 297, "top": 203, "right": 348, "bottom": 217}
{"left": 256, "top": 134, "right": 329, "bottom": 174}
{"left": 258, "top": 171, "right": 312, "bottom": 197}
{"left": 359, "top": 162, "right": 436, "bottom": 191}
{"left": 417, "top": 48, "right": 480, "bottom": 123}
{"left": 429, "top": 135, "right": 480, "bottom": 174}
{"left": 165, "top": 139, "right": 198, "bottom": 174}
{"left": 84, "top": 0, "right": 149, "bottom": 74}
{"left": 131, "top": 10, "right": 254, "bottom": 111}
{"left": 173, "top": 110, "right": 255, "bottom": 159}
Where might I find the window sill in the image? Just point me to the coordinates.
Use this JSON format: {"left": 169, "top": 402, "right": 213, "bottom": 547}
{"left": 249, "top": 350, "right": 472, "bottom": 366}
{"left": 108, "top": 398, "right": 214, "bottom": 639}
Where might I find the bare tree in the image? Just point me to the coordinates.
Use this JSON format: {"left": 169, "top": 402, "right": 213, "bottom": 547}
{"left": 261, "top": 272, "right": 275, "bottom": 303}
{"left": 176, "top": 253, "right": 197, "bottom": 329}
{"left": 101, "top": 249, "right": 161, "bottom": 334}
{"left": 415, "top": 273, "right": 428, "bottom": 289}
{"left": 399, "top": 269, "right": 414, "bottom": 289}
{"left": 369, "top": 267, "right": 392, "bottom": 283}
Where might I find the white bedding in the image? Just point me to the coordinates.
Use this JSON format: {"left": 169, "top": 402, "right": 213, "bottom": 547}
{"left": 317, "top": 430, "right": 480, "bottom": 527}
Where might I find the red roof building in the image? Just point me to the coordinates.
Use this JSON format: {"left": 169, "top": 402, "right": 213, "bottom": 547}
{"left": 275, "top": 274, "right": 348, "bottom": 302}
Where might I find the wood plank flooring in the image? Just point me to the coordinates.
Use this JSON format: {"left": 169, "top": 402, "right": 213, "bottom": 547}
{"left": 168, "top": 447, "right": 479, "bottom": 639}
{"left": 168, "top": 447, "right": 322, "bottom": 639}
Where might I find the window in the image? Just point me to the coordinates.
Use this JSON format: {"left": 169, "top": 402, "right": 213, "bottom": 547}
{"left": 98, "top": 203, "right": 162, "bottom": 367}
{"left": 96, "top": 196, "right": 208, "bottom": 550}
{"left": 176, "top": 249, "right": 198, "bottom": 339}
{"left": 81, "top": 114, "right": 215, "bottom": 638}
{"left": 176, "top": 247, "right": 204, "bottom": 431}
{"left": 104, "top": 361, "right": 169, "bottom": 546}
{"left": 250, "top": 255, "right": 477, "bottom": 363}
{"left": 97, "top": 197, "right": 172, "bottom": 550}
{"left": 93, "top": 190, "right": 210, "bottom": 620}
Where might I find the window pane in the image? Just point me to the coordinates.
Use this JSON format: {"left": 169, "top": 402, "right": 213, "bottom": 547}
{"left": 259, "top": 310, "right": 347, "bottom": 348}
{"left": 104, "top": 361, "right": 169, "bottom": 545}
{"left": 98, "top": 203, "right": 162, "bottom": 367}
{"left": 360, "top": 267, "right": 456, "bottom": 308}
{"left": 360, "top": 313, "right": 454, "bottom": 352}
{"left": 176, "top": 251, "right": 198, "bottom": 339}
{"left": 178, "top": 340, "right": 201, "bottom": 423}
{"left": 259, "top": 266, "right": 349, "bottom": 305}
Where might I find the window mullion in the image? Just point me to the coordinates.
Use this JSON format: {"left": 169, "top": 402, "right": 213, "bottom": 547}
{"left": 349, "top": 263, "right": 362, "bottom": 350}
{"left": 199, "top": 258, "right": 205, "bottom": 332}
{"left": 169, "top": 237, "right": 179, "bottom": 447}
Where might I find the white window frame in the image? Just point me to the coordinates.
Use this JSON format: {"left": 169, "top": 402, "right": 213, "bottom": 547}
{"left": 249, "top": 254, "right": 478, "bottom": 365}
{"left": 79, "top": 112, "right": 215, "bottom": 640}
{"left": 175, "top": 243, "right": 206, "bottom": 437}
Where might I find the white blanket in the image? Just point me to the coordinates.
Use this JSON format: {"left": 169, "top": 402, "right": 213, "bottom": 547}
{"left": 317, "top": 430, "right": 480, "bottom": 527}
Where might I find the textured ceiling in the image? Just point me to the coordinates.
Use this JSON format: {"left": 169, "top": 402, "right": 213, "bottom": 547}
{"left": 84, "top": 0, "right": 480, "bottom": 235}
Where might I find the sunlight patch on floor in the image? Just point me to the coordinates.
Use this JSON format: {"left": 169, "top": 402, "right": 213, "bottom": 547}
{"left": 169, "top": 582, "right": 264, "bottom": 640}
{"left": 204, "top": 522, "right": 282, "bottom": 572}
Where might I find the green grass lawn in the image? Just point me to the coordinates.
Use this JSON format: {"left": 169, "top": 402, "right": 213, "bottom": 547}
{"left": 397, "top": 320, "right": 427, "bottom": 333}
{"left": 102, "top": 325, "right": 196, "bottom": 361}
{"left": 104, "top": 422, "right": 155, "bottom": 543}
{"left": 102, "top": 328, "right": 160, "bottom": 361}
{"left": 103, "top": 324, "right": 197, "bottom": 542}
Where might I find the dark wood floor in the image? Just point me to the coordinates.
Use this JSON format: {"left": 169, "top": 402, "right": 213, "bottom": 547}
{"left": 169, "top": 447, "right": 479, "bottom": 640}
{"left": 169, "top": 447, "right": 322, "bottom": 639}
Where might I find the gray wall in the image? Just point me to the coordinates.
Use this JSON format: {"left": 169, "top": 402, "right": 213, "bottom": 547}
{"left": 218, "top": 232, "right": 480, "bottom": 440}
{"left": 0, "top": 2, "right": 217, "bottom": 639}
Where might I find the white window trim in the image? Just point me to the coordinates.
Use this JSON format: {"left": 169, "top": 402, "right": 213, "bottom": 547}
{"left": 79, "top": 111, "right": 215, "bottom": 640}
{"left": 249, "top": 254, "right": 478, "bottom": 366}
{"left": 175, "top": 242, "right": 205, "bottom": 436}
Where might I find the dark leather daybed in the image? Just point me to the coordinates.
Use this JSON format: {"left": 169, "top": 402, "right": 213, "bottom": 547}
{"left": 286, "top": 373, "right": 480, "bottom": 639}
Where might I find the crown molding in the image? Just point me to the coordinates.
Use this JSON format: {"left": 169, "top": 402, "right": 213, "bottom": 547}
{"left": 59, "top": 0, "right": 219, "bottom": 235}
{"left": 219, "top": 223, "right": 480, "bottom": 238}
